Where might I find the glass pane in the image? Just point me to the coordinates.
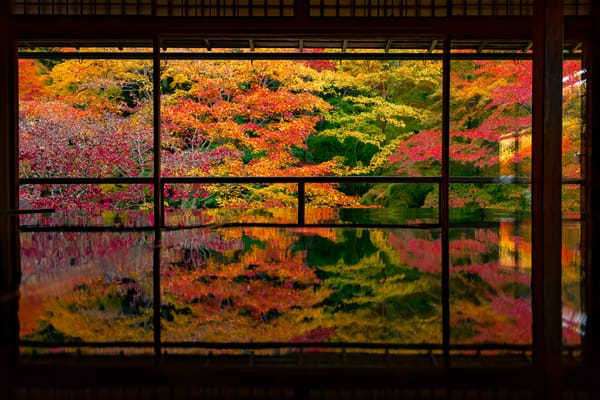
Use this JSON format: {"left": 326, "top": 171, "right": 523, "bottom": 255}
{"left": 160, "top": 58, "right": 442, "bottom": 179}
{"left": 449, "top": 183, "right": 531, "bottom": 223}
{"left": 450, "top": 59, "right": 532, "bottom": 177}
{"left": 19, "top": 231, "right": 154, "bottom": 354}
{"left": 450, "top": 183, "right": 532, "bottom": 346}
{"left": 450, "top": 220, "right": 532, "bottom": 346}
{"left": 161, "top": 227, "right": 442, "bottom": 352}
{"left": 164, "top": 183, "right": 298, "bottom": 226}
{"left": 305, "top": 183, "right": 439, "bottom": 225}
{"left": 562, "top": 184, "right": 581, "bottom": 219}
{"left": 562, "top": 221, "right": 585, "bottom": 346}
{"left": 562, "top": 57, "right": 585, "bottom": 350}
{"left": 563, "top": 59, "right": 585, "bottom": 180}
{"left": 19, "top": 184, "right": 154, "bottom": 228}
{"left": 19, "top": 55, "right": 154, "bottom": 178}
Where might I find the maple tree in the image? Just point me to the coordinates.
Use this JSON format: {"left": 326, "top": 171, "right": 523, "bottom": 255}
{"left": 19, "top": 58, "right": 155, "bottom": 221}
{"left": 17, "top": 52, "right": 586, "bottom": 349}
{"left": 160, "top": 59, "right": 346, "bottom": 213}
{"left": 389, "top": 59, "right": 533, "bottom": 181}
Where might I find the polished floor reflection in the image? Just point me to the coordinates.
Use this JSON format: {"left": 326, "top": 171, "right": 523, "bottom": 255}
{"left": 18, "top": 210, "right": 585, "bottom": 355}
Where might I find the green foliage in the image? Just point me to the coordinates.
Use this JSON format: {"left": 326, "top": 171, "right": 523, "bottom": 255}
{"left": 306, "top": 134, "right": 379, "bottom": 167}
{"left": 303, "top": 230, "right": 378, "bottom": 268}
{"left": 361, "top": 183, "right": 436, "bottom": 208}
{"left": 22, "top": 323, "right": 83, "bottom": 343}
{"left": 383, "top": 292, "right": 438, "bottom": 319}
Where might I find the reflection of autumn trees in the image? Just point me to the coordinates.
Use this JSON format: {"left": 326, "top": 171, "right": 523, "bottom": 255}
{"left": 161, "top": 227, "right": 332, "bottom": 343}
{"left": 386, "top": 226, "right": 533, "bottom": 344}
{"left": 20, "top": 222, "right": 583, "bottom": 347}
{"left": 306, "top": 229, "right": 442, "bottom": 344}
{"left": 19, "top": 231, "right": 154, "bottom": 344}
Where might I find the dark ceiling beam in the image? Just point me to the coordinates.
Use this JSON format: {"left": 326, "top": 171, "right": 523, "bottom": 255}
{"left": 7, "top": 16, "right": 538, "bottom": 39}
{"left": 6, "top": 16, "right": 592, "bottom": 42}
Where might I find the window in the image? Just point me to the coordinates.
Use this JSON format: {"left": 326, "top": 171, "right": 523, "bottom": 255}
{"left": 16, "top": 40, "right": 587, "bottom": 362}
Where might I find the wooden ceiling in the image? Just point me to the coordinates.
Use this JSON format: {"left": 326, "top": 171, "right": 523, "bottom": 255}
{"left": 7, "top": 0, "right": 594, "bottom": 50}
{"left": 9, "top": 0, "right": 592, "bottom": 17}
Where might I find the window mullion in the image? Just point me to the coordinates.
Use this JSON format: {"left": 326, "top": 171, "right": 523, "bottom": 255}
{"left": 441, "top": 37, "right": 451, "bottom": 369}
{"left": 152, "top": 34, "right": 163, "bottom": 359}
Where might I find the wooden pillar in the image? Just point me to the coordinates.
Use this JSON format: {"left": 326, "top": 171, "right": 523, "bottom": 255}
{"left": 152, "top": 35, "right": 162, "bottom": 358}
{"left": 0, "top": 5, "right": 20, "bottom": 400}
{"left": 585, "top": 0, "right": 600, "bottom": 385}
{"left": 532, "top": 0, "right": 564, "bottom": 398}
{"left": 441, "top": 37, "right": 451, "bottom": 370}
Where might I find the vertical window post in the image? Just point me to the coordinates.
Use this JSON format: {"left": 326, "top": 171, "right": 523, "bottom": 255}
{"left": 441, "top": 37, "right": 451, "bottom": 371}
{"left": 153, "top": 34, "right": 162, "bottom": 358}
{"left": 532, "top": 0, "right": 564, "bottom": 397}
{"left": 298, "top": 181, "right": 305, "bottom": 226}
{"left": 585, "top": 1, "right": 600, "bottom": 377}
{"left": 0, "top": 9, "right": 20, "bottom": 367}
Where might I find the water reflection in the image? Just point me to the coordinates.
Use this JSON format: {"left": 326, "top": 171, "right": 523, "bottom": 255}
{"left": 19, "top": 231, "right": 154, "bottom": 353}
{"left": 161, "top": 227, "right": 442, "bottom": 346}
{"left": 165, "top": 206, "right": 438, "bottom": 227}
{"left": 19, "top": 211, "right": 584, "bottom": 353}
{"left": 450, "top": 222, "right": 532, "bottom": 345}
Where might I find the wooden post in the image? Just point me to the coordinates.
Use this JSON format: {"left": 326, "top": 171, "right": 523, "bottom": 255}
{"left": 0, "top": 6, "right": 20, "bottom": 400}
{"left": 532, "top": 0, "right": 564, "bottom": 398}
{"left": 441, "top": 37, "right": 450, "bottom": 370}
{"left": 153, "top": 35, "right": 162, "bottom": 358}
{"left": 585, "top": 0, "right": 600, "bottom": 389}
{"left": 297, "top": 182, "right": 305, "bottom": 226}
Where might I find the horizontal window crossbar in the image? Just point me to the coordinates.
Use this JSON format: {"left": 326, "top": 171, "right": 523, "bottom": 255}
{"left": 0, "top": 208, "right": 55, "bottom": 215}
{"left": 18, "top": 176, "right": 584, "bottom": 185}
{"left": 19, "top": 340, "right": 533, "bottom": 352}
{"left": 30, "top": 220, "right": 590, "bottom": 233}
{"left": 19, "top": 177, "right": 154, "bottom": 184}
{"left": 19, "top": 226, "right": 155, "bottom": 232}
{"left": 164, "top": 222, "right": 441, "bottom": 229}
{"left": 17, "top": 51, "right": 583, "bottom": 61}
{"left": 19, "top": 176, "right": 441, "bottom": 185}
{"left": 20, "top": 218, "right": 584, "bottom": 232}
{"left": 162, "top": 176, "right": 440, "bottom": 184}
{"left": 449, "top": 176, "right": 532, "bottom": 184}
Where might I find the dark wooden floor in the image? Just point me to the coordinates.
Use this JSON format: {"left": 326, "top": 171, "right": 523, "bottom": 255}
{"left": 3, "top": 353, "right": 598, "bottom": 400}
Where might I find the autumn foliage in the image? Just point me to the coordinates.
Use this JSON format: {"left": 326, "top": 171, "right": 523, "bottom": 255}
{"left": 17, "top": 51, "right": 585, "bottom": 351}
